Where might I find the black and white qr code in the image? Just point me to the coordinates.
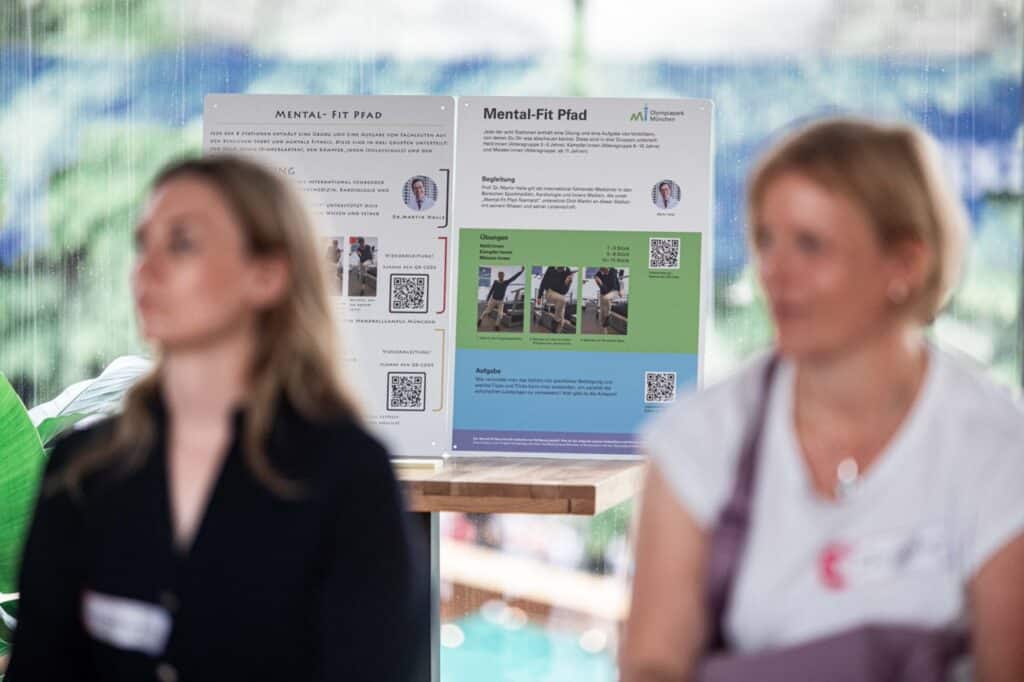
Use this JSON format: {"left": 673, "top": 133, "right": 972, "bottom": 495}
{"left": 649, "top": 237, "right": 681, "bottom": 270}
{"left": 644, "top": 371, "right": 677, "bottom": 404}
{"left": 387, "top": 372, "right": 427, "bottom": 411}
{"left": 389, "top": 274, "right": 429, "bottom": 313}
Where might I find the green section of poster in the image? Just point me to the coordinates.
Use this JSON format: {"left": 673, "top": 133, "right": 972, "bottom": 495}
{"left": 456, "top": 229, "right": 701, "bottom": 354}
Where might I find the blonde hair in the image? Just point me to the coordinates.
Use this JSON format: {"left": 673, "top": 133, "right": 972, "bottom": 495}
{"left": 748, "top": 118, "right": 969, "bottom": 322}
{"left": 60, "top": 155, "right": 361, "bottom": 497}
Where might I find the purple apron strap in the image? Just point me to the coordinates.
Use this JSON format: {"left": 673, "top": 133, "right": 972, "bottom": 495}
{"left": 704, "top": 355, "right": 780, "bottom": 652}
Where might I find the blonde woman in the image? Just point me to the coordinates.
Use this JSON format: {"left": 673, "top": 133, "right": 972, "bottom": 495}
{"left": 8, "top": 157, "right": 423, "bottom": 681}
{"left": 622, "top": 120, "right": 1024, "bottom": 681}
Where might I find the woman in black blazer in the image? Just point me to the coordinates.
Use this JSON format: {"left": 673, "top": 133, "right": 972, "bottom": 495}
{"left": 8, "top": 156, "right": 424, "bottom": 682}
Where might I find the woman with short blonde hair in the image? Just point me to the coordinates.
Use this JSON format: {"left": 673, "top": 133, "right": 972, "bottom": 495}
{"left": 622, "top": 119, "right": 1024, "bottom": 682}
{"left": 747, "top": 119, "right": 968, "bottom": 322}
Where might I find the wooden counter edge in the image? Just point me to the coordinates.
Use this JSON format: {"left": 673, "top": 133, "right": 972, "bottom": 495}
{"left": 399, "top": 459, "right": 647, "bottom": 516}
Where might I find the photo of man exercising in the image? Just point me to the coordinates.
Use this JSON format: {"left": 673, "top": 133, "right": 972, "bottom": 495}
{"left": 478, "top": 266, "right": 524, "bottom": 331}
{"left": 536, "top": 266, "right": 575, "bottom": 333}
{"left": 349, "top": 236, "right": 377, "bottom": 297}
{"left": 594, "top": 267, "right": 622, "bottom": 334}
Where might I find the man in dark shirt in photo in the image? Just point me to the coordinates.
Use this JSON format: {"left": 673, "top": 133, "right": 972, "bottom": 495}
{"left": 536, "top": 266, "right": 574, "bottom": 333}
{"left": 477, "top": 267, "right": 524, "bottom": 331}
{"left": 354, "top": 237, "right": 375, "bottom": 295}
{"left": 594, "top": 267, "right": 623, "bottom": 334}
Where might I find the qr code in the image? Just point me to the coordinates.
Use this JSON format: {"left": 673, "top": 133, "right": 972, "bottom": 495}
{"left": 644, "top": 371, "right": 677, "bottom": 403}
{"left": 389, "top": 274, "right": 429, "bottom": 313}
{"left": 387, "top": 372, "right": 426, "bottom": 411}
{"left": 649, "top": 237, "right": 681, "bottom": 269}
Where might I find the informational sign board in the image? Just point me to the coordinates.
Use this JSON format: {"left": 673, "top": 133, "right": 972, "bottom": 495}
{"left": 450, "top": 97, "right": 713, "bottom": 456}
{"left": 204, "top": 94, "right": 711, "bottom": 459}
{"left": 204, "top": 95, "right": 455, "bottom": 456}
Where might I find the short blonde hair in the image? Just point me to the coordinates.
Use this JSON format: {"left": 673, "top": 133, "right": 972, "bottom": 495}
{"left": 748, "top": 118, "right": 969, "bottom": 322}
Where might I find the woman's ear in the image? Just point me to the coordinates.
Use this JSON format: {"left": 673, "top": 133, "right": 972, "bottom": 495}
{"left": 887, "top": 238, "right": 931, "bottom": 292}
{"left": 246, "top": 253, "right": 290, "bottom": 309}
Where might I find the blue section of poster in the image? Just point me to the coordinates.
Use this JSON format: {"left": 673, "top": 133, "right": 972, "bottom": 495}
{"left": 452, "top": 349, "right": 698, "bottom": 454}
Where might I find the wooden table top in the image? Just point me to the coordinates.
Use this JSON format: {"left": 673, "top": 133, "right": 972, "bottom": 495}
{"left": 395, "top": 457, "right": 647, "bottom": 516}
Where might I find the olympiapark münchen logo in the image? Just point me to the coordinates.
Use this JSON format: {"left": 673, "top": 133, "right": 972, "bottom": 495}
{"left": 629, "top": 104, "right": 650, "bottom": 121}
{"left": 629, "top": 104, "right": 685, "bottom": 122}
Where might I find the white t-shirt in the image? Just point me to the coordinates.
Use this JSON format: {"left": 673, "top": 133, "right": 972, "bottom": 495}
{"left": 642, "top": 346, "right": 1024, "bottom": 653}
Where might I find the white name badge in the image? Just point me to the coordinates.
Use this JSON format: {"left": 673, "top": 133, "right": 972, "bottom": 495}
{"left": 82, "top": 590, "right": 172, "bottom": 656}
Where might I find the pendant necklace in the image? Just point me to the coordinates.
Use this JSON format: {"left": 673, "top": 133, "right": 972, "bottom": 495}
{"left": 835, "top": 457, "right": 860, "bottom": 500}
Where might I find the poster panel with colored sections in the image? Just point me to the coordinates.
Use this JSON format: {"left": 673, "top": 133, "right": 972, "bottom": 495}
{"left": 204, "top": 94, "right": 454, "bottom": 456}
{"left": 451, "top": 97, "right": 713, "bottom": 456}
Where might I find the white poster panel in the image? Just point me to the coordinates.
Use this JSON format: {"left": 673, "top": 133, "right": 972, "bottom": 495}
{"left": 450, "top": 97, "right": 713, "bottom": 457}
{"left": 204, "top": 94, "right": 454, "bottom": 456}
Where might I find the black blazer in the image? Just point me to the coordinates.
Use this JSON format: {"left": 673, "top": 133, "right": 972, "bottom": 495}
{"left": 8, "top": 398, "right": 425, "bottom": 682}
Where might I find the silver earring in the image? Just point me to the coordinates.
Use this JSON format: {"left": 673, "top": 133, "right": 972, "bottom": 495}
{"left": 887, "top": 279, "right": 910, "bottom": 304}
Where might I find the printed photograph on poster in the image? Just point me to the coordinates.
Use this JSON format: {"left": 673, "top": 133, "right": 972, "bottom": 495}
{"left": 348, "top": 236, "right": 378, "bottom": 297}
{"left": 652, "top": 179, "right": 680, "bottom": 210}
{"left": 582, "top": 267, "right": 629, "bottom": 335}
{"left": 403, "top": 175, "right": 438, "bottom": 212}
{"left": 531, "top": 265, "right": 578, "bottom": 334}
{"left": 476, "top": 265, "right": 526, "bottom": 333}
{"left": 323, "top": 236, "right": 346, "bottom": 295}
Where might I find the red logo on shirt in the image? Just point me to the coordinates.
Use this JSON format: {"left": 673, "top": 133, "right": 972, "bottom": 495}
{"left": 818, "top": 542, "right": 851, "bottom": 590}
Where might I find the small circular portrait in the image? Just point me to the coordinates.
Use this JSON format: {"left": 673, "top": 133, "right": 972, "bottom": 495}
{"left": 652, "top": 179, "right": 680, "bottom": 210}
{"left": 403, "top": 175, "right": 438, "bottom": 211}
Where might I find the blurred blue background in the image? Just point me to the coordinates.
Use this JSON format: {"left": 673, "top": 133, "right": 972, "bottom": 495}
{"left": 1, "top": 1, "right": 1021, "bottom": 679}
